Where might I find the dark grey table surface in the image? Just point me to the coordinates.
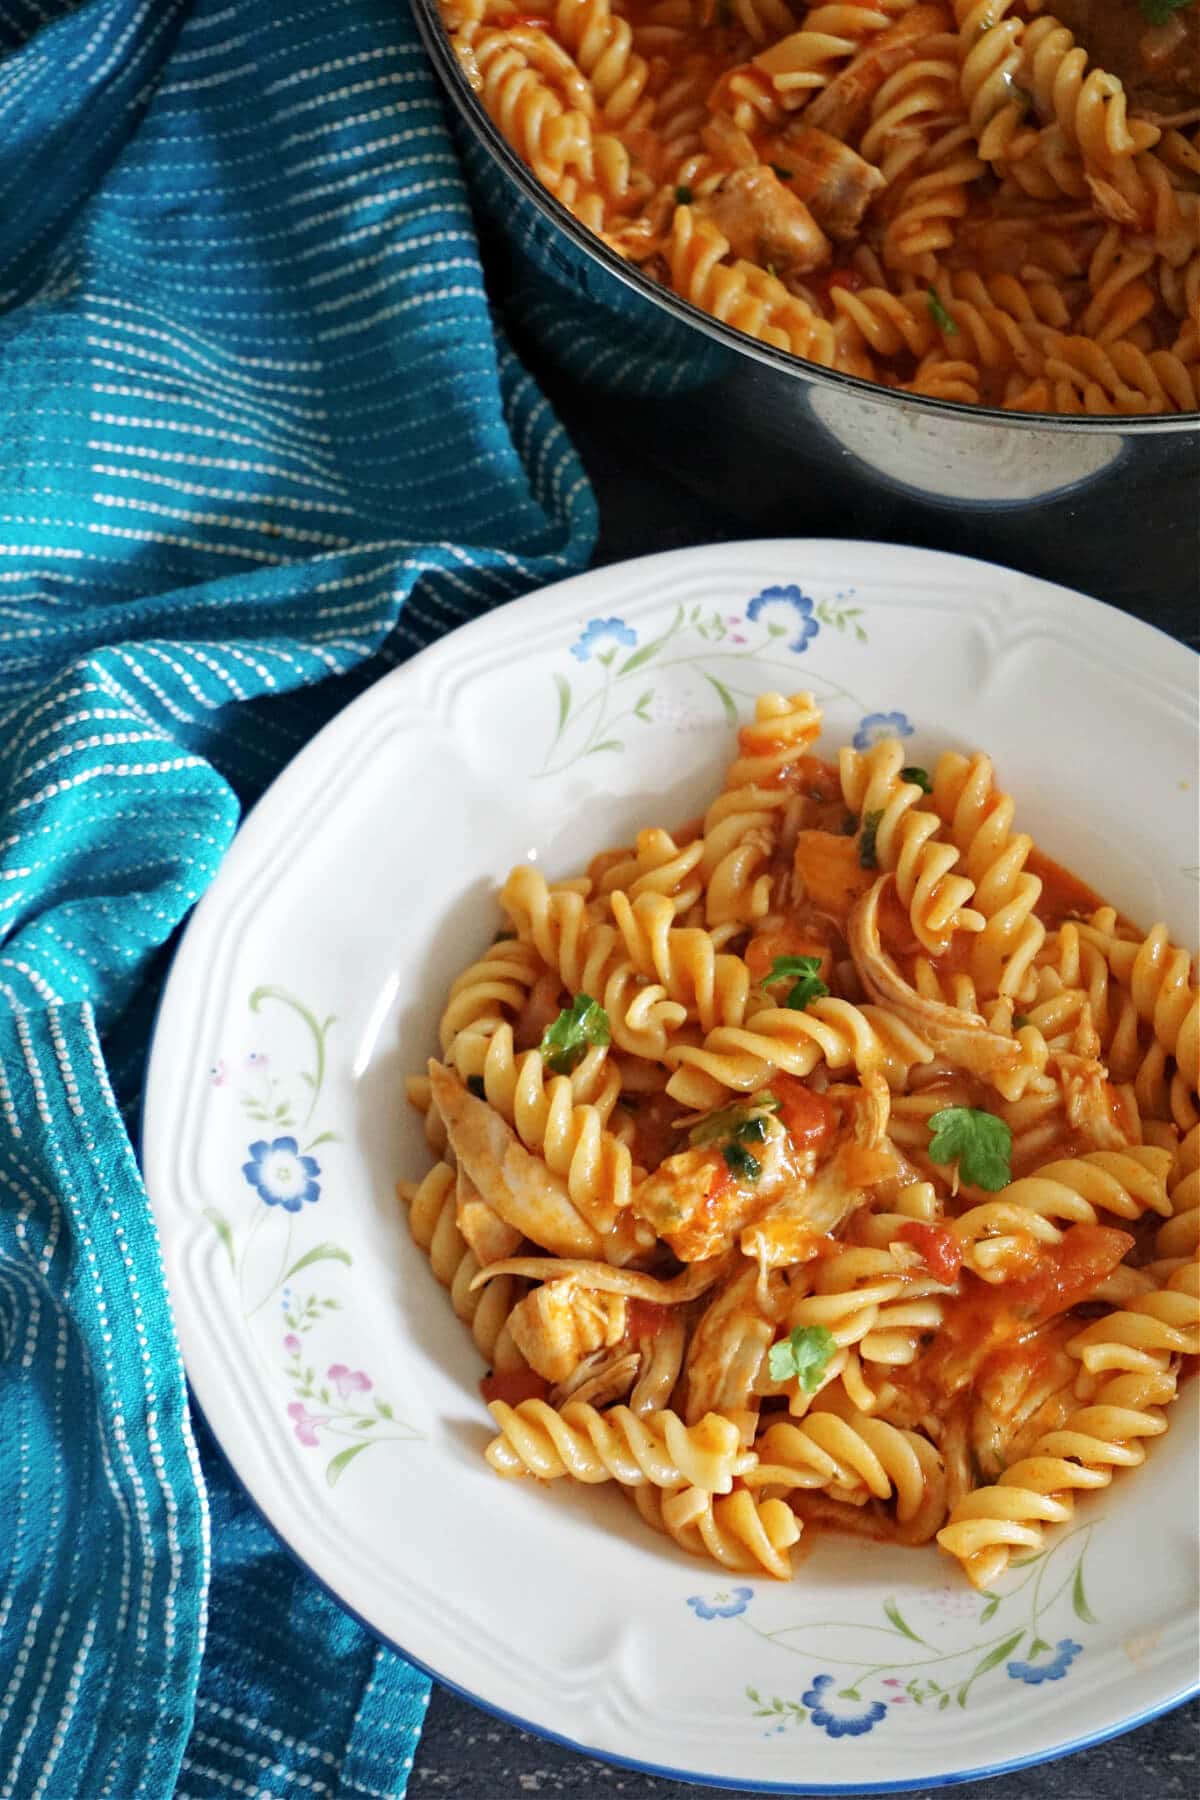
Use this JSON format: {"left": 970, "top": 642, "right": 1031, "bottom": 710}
{"left": 408, "top": 364, "right": 1200, "bottom": 1797}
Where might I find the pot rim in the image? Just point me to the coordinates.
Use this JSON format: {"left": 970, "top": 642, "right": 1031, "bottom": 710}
{"left": 412, "top": 0, "right": 1198, "bottom": 437}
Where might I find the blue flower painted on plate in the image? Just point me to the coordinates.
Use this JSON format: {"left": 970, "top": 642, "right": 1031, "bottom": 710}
{"left": 853, "top": 710, "right": 914, "bottom": 750}
{"left": 687, "top": 1586, "right": 754, "bottom": 1620}
{"left": 242, "top": 1136, "right": 321, "bottom": 1212}
{"left": 569, "top": 617, "right": 638, "bottom": 663}
{"left": 1007, "top": 1639, "right": 1082, "bottom": 1685}
{"left": 745, "top": 585, "right": 819, "bottom": 653}
{"left": 802, "top": 1675, "right": 888, "bottom": 1738}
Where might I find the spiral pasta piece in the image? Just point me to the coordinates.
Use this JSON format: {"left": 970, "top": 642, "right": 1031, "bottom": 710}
{"left": 450, "top": 1024, "right": 635, "bottom": 1232}
{"left": 398, "top": 1163, "right": 527, "bottom": 1371}
{"left": 937, "top": 1365, "right": 1179, "bottom": 1587}
{"left": 840, "top": 737, "right": 983, "bottom": 952}
{"left": 1066, "top": 1259, "right": 1200, "bottom": 1375}
{"left": 1018, "top": 14, "right": 1160, "bottom": 177}
{"left": 484, "top": 1398, "right": 746, "bottom": 1489}
{"left": 438, "top": 938, "right": 549, "bottom": 1052}
{"left": 499, "top": 863, "right": 687, "bottom": 1057}
{"left": 931, "top": 748, "right": 1045, "bottom": 998}
{"left": 664, "top": 994, "right": 934, "bottom": 1108}
{"left": 1081, "top": 919, "right": 1199, "bottom": 1095}
{"left": 610, "top": 889, "right": 751, "bottom": 1030}
{"left": 1156, "top": 1125, "right": 1200, "bottom": 1262}
{"left": 631, "top": 1481, "right": 801, "bottom": 1578}
{"left": 748, "top": 1398, "right": 946, "bottom": 1541}
{"left": 773, "top": 1244, "right": 949, "bottom": 1371}
{"left": 952, "top": 1148, "right": 1174, "bottom": 1277}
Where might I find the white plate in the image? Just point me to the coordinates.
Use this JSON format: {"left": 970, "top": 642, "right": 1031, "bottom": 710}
{"left": 143, "top": 541, "right": 1199, "bottom": 1792}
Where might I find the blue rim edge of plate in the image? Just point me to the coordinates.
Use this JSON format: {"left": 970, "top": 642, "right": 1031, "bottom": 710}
{"left": 137, "top": 539, "right": 1200, "bottom": 1794}
{"left": 181, "top": 1387, "right": 1198, "bottom": 1796}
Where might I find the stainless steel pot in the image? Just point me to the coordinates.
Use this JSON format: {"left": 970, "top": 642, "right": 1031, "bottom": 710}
{"left": 413, "top": 0, "right": 1200, "bottom": 614}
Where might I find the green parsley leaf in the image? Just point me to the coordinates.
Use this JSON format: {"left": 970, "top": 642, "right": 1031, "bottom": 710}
{"left": 766, "top": 954, "right": 830, "bottom": 1011}
{"left": 771, "top": 163, "right": 794, "bottom": 180}
{"left": 926, "top": 288, "right": 959, "bottom": 334}
{"left": 466, "top": 1074, "right": 486, "bottom": 1099}
{"left": 675, "top": 184, "right": 693, "bottom": 205}
{"left": 1138, "top": 0, "right": 1193, "bottom": 25}
{"left": 1008, "top": 81, "right": 1035, "bottom": 112}
{"left": 928, "top": 1106, "right": 1013, "bottom": 1193}
{"left": 689, "top": 1092, "right": 779, "bottom": 1149}
{"left": 539, "top": 994, "right": 611, "bottom": 1074}
{"left": 1012, "top": 1014, "right": 1030, "bottom": 1031}
{"left": 900, "top": 765, "right": 932, "bottom": 794}
{"left": 723, "top": 1141, "right": 761, "bottom": 1181}
{"left": 765, "top": 262, "right": 778, "bottom": 279}
{"left": 767, "top": 1324, "right": 838, "bottom": 1390}
{"left": 859, "top": 808, "right": 883, "bottom": 869}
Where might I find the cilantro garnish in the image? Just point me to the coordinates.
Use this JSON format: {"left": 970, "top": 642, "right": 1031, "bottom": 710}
{"left": 928, "top": 1106, "right": 1012, "bottom": 1192}
{"left": 539, "top": 994, "right": 611, "bottom": 1074}
{"left": 767, "top": 1324, "right": 838, "bottom": 1390}
{"left": 675, "top": 184, "right": 693, "bottom": 205}
{"left": 1012, "top": 1013, "right": 1030, "bottom": 1031}
{"left": 771, "top": 163, "right": 794, "bottom": 180}
{"left": 926, "top": 288, "right": 959, "bottom": 334}
{"left": 859, "top": 808, "right": 883, "bottom": 869}
{"left": 689, "top": 1092, "right": 779, "bottom": 1148}
{"left": 723, "top": 1141, "right": 761, "bottom": 1181}
{"left": 467, "top": 1074, "right": 486, "bottom": 1099}
{"left": 766, "top": 954, "right": 829, "bottom": 1011}
{"left": 1139, "top": 0, "right": 1193, "bottom": 24}
{"left": 901, "top": 765, "right": 932, "bottom": 793}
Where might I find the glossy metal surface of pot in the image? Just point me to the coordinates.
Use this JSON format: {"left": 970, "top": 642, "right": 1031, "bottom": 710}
{"left": 413, "top": 0, "right": 1200, "bottom": 610}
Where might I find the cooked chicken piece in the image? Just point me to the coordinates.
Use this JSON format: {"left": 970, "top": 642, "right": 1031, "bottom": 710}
{"left": 506, "top": 1279, "right": 628, "bottom": 1383}
{"left": 550, "top": 1345, "right": 641, "bottom": 1409}
{"left": 740, "top": 1084, "right": 898, "bottom": 1269}
{"left": 766, "top": 126, "right": 886, "bottom": 240}
{"left": 629, "top": 1311, "right": 688, "bottom": 1415}
{"left": 701, "top": 167, "right": 831, "bottom": 275}
{"left": 1056, "top": 1053, "right": 1142, "bottom": 1151}
{"left": 792, "top": 829, "right": 874, "bottom": 921}
{"left": 848, "top": 878, "right": 1024, "bottom": 1089}
{"left": 428, "top": 1061, "right": 602, "bottom": 1257}
{"left": 679, "top": 1263, "right": 774, "bottom": 1431}
{"left": 806, "top": 6, "right": 951, "bottom": 140}
{"left": 632, "top": 1113, "right": 798, "bottom": 1261}
{"left": 456, "top": 1165, "right": 522, "bottom": 1267}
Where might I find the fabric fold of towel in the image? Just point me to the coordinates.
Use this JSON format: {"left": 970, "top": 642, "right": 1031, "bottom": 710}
{"left": 0, "top": 1, "right": 595, "bottom": 1795}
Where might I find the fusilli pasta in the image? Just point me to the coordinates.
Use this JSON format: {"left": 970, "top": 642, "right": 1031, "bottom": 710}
{"left": 402, "top": 696, "right": 1198, "bottom": 1580}
{"left": 439, "top": 0, "right": 1200, "bottom": 414}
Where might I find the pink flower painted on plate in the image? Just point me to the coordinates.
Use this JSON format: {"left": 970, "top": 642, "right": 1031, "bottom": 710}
{"left": 209, "top": 1059, "right": 227, "bottom": 1086}
{"left": 245, "top": 1049, "right": 270, "bottom": 1069}
{"left": 287, "top": 1401, "right": 324, "bottom": 1447}
{"left": 328, "top": 1363, "right": 372, "bottom": 1400}
{"left": 283, "top": 1333, "right": 301, "bottom": 1355}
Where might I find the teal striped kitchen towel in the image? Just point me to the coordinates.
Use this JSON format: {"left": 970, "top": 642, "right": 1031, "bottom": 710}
{"left": 0, "top": 2, "right": 596, "bottom": 1797}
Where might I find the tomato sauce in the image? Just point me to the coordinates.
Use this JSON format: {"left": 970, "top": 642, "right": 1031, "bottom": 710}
{"left": 1025, "top": 847, "right": 1108, "bottom": 930}
{"left": 480, "top": 1368, "right": 549, "bottom": 1407}
{"left": 627, "top": 1298, "right": 672, "bottom": 1340}
{"left": 894, "top": 1224, "right": 1133, "bottom": 1408}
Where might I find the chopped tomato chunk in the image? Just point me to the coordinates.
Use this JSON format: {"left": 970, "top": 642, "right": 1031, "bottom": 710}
{"left": 480, "top": 1368, "right": 549, "bottom": 1407}
{"left": 826, "top": 267, "right": 864, "bottom": 294}
{"left": 770, "top": 1075, "right": 836, "bottom": 1150}
{"left": 898, "top": 1220, "right": 963, "bottom": 1285}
